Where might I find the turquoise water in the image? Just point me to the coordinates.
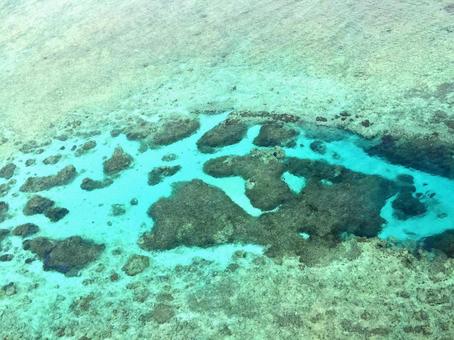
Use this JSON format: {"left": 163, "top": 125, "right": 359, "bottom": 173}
{"left": 1, "top": 112, "right": 452, "bottom": 255}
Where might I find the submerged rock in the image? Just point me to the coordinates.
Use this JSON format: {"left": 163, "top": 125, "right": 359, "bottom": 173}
{"left": 139, "top": 180, "right": 257, "bottom": 250}
{"left": 0, "top": 201, "right": 9, "bottom": 223}
{"left": 122, "top": 255, "right": 150, "bottom": 276}
{"left": 43, "top": 154, "right": 62, "bottom": 165}
{"left": 23, "top": 236, "right": 105, "bottom": 275}
{"left": 0, "top": 163, "right": 16, "bottom": 179}
{"left": 12, "top": 223, "right": 40, "bottom": 237}
{"left": 197, "top": 119, "right": 248, "bottom": 153}
{"left": 0, "top": 182, "right": 11, "bottom": 197}
{"left": 161, "top": 153, "right": 178, "bottom": 162}
{"left": 44, "top": 207, "right": 69, "bottom": 222}
{"left": 253, "top": 123, "right": 298, "bottom": 147}
{"left": 392, "top": 192, "right": 427, "bottom": 220}
{"left": 103, "top": 147, "right": 133, "bottom": 175}
{"left": 80, "top": 177, "right": 113, "bottom": 191}
{"left": 75, "top": 140, "right": 97, "bottom": 156}
{"left": 23, "top": 195, "right": 55, "bottom": 215}
{"left": 309, "top": 140, "right": 327, "bottom": 154}
{"left": 366, "top": 135, "right": 454, "bottom": 179}
{"left": 152, "top": 117, "right": 200, "bottom": 146}
{"left": 20, "top": 165, "right": 77, "bottom": 192}
{"left": 424, "top": 230, "right": 454, "bottom": 257}
{"left": 203, "top": 149, "right": 293, "bottom": 210}
{"left": 111, "top": 204, "right": 126, "bottom": 216}
{"left": 0, "top": 229, "right": 10, "bottom": 249}
{"left": 148, "top": 165, "right": 181, "bottom": 185}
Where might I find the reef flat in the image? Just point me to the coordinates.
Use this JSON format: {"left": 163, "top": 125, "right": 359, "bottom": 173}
{"left": 0, "top": 111, "right": 453, "bottom": 338}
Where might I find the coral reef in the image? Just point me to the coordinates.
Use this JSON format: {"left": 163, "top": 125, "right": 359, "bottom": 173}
{"left": 152, "top": 118, "right": 200, "bottom": 146}
{"left": 20, "top": 165, "right": 77, "bottom": 192}
{"left": 80, "top": 178, "right": 114, "bottom": 191}
{"left": 197, "top": 119, "right": 248, "bottom": 153}
{"left": 0, "top": 163, "right": 16, "bottom": 179}
{"left": 253, "top": 123, "right": 298, "bottom": 147}
{"left": 103, "top": 147, "right": 133, "bottom": 175}
{"left": 23, "top": 236, "right": 105, "bottom": 275}
{"left": 148, "top": 165, "right": 181, "bottom": 185}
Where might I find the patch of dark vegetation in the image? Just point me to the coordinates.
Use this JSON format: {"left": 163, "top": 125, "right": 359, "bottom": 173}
{"left": 152, "top": 117, "right": 200, "bottom": 146}
{"left": 253, "top": 123, "right": 298, "bottom": 147}
{"left": 103, "top": 147, "right": 133, "bottom": 175}
{"left": 424, "top": 230, "right": 454, "bottom": 257}
{"left": 23, "top": 236, "right": 104, "bottom": 276}
{"left": 366, "top": 135, "right": 454, "bottom": 179}
{"left": 80, "top": 178, "right": 113, "bottom": 191}
{"left": 20, "top": 165, "right": 77, "bottom": 192}
{"left": 0, "top": 201, "right": 9, "bottom": 223}
{"left": 197, "top": 119, "right": 248, "bottom": 153}
{"left": 148, "top": 165, "right": 181, "bottom": 185}
{"left": 12, "top": 223, "right": 40, "bottom": 237}
{"left": 0, "top": 163, "right": 16, "bottom": 179}
{"left": 203, "top": 149, "right": 293, "bottom": 210}
{"left": 43, "top": 154, "right": 62, "bottom": 165}
{"left": 0, "top": 254, "right": 13, "bottom": 262}
{"left": 75, "top": 140, "right": 97, "bottom": 156}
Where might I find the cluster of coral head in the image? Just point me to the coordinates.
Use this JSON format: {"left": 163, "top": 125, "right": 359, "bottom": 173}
{"left": 1, "top": 111, "right": 453, "bottom": 277}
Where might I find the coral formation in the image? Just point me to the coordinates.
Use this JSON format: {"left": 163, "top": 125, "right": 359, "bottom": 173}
{"left": 20, "top": 165, "right": 77, "bottom": 192}
{"left": 148, "top": 165, "right": 181, "bottom": 185}
{"left": 103, "top": 147, "right": 133, "bottom": 175}
{"left": 197, "top": 119, "right": 248, "bottom": 153}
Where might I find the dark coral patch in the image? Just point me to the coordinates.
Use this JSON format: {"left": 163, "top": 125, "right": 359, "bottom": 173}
{"left": 197, "top": 119, "right": 248, "bottom": 153}
{"left": 20, "top": 165, "right": 77, "bottom": 192}
{"left": 253, "top": 123, "right": 298, "bottom": 147}
{"left": 366, "top": 135, "right": 454, "bottom": 179}
{"left": 148, "top": 165, "right": 181, "bottom": 185}
{"left": 43, "top": 154, "right": 62, "bottom": 165}
{"left": 139, "top": 180, "right": 257, "bottom": 250}
{"left": 152, "top": 117, "right": 200, "bottom": 146}
{"left": 44, "top": 207, "right": 69, "bottom": 222}
{"left": 103, "top": 147, "right": 133, "bottom": 175}
{"left": 0, "top": 201, "right": 9, "bottom": 223}
{"left": 0, "top": 163, "right": 16, "bottom": 180}
{"left": 23, "top": 236, "right": 104, "bottom": 275}
{"left": 424, "top": 230, "right": 454, "bottom": 257}
{"left": 12, "top": 223, "right": 40, "bottom": 237}
{"left": 23, "top": 195, "right": 55, "bottom": 216}
{"left": 80, "top": 178, "right": 113, "bottom": 191}
{"left": 203, "top": 149, "right": 293, "bottom": 211}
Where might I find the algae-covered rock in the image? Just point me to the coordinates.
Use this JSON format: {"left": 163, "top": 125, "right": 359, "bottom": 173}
{"left": 197, "top": 119, "right": 248, "bottom": 153}
{"left": 44, "top": 207, "right": 69, "bottom": 222}
{"left": 122, "top": 254, "right": 150, "bottom": 276}
{"left": 80, "top": 177, "right": 113, "bottom": 191}
{"left": 424, "top": 230, "right": 454, "bottom": 257}
{"left": 43, "top": 154, "right": 62, "bottom": 165}
{"left": 75, "top": 140, "right": 97, "bottom": 156}
{"left": 253, "top": 123, "right": 298, "bottom": 147}
{"left": 139, "top": 180, "right": 257, "bottom": 250}
{"left": 23, "top": 236, "right": 105, "bottom": 275}
{"left": 0, "top": 163, "right": 16, "bottom": 179}
{"left": 20, "top": 165, "right": 77, "bottom": 192}
{"left": 392, "top": 191, "right": 427, "bottom": 220}
{"left": 103, "top": 147, "right": 133, "bottom": 175}
{"left": 148, "top": 165, "right": 181, "bottom": 185}
{"left": 12, "top": 223, "right": 40, "bottom": 237}
{"left": 111, "top": 204, "right": 126, "bottom": 216}
{"left": 203, "top": 149, "right": 293, "bottom": 210}
{"left": 0, "top": 201, "right": 9, "bottom": 223}
{"left": 366, "top": 135, "right": 454, "bottom": 179}
{"left": 23, "top": 195, "right": 55, "bottom": 215}
{"left": 152, "top": 117, "right": 200, "bottom": 146}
